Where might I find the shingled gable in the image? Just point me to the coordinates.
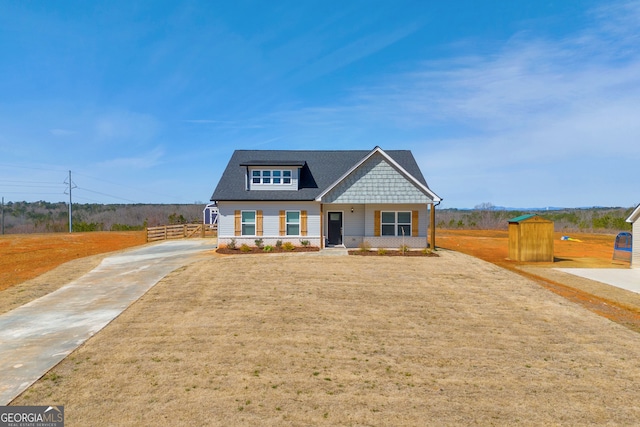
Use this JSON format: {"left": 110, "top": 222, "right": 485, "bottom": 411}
{"left": 314, "top": 146, "right": 441, "bottom": 203}
{"left": 210, "top": 148, "right": 435, "bottom": 202}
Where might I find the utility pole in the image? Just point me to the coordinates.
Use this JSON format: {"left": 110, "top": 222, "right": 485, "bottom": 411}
{"left": 64, "top": 170, "right": 76, "bottom": 233}
{"left": 68, "top": 170, "right": 72, "bottom": 233}
{"left": 1, "top": 196, "right": 4, "bottom": 235}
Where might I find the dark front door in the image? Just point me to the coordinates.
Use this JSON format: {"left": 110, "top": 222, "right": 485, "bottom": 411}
{"left": 327, "top": 212, "right": 343, "bottom": 245}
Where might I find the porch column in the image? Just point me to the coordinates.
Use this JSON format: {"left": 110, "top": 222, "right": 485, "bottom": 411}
{"left": 320, "top": 204, "right": 324, "bottom": 249}
{"left": 430, "top": 203, "right": 436, "bottom": 250}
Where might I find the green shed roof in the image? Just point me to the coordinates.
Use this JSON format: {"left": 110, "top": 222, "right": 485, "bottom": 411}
{"left": 508, "top": 214, "right": 538, "bottom": 223}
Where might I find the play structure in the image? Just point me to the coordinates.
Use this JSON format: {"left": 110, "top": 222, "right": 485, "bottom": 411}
{"left": 612, "top": 232, "right": 632, "bottom": 262}
{"left": 203, "top": 203, "right": 218, "bottom": 228}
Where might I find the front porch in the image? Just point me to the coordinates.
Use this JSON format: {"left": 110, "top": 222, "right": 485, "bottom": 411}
{"left": 320, "top": 203, "right": 437, "bottom": 249}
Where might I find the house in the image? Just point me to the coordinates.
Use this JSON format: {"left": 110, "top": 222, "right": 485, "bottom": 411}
{"left": 626, "top": 204, "right": 639, "bottom": 268}
{"left": 210, "top": 147, "right": 442, "bottom": 249}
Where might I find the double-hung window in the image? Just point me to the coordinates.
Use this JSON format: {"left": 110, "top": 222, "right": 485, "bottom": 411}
{"left": 381, "top": 211, "right": 411, "bottom": 236}
{"left": 241, "top": 211, "right": 256, "bottom": 235}
{"left": 286, "top": 211, "right": 300, "bottom": 235}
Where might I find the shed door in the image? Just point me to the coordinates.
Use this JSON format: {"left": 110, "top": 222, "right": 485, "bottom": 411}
{"left": 327, "top": 212, "right": 343, "bottom": 245}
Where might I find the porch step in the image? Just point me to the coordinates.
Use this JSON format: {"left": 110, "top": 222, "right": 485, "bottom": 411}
{"left": 319, "top": 246, "right": 349, "bottom": 256}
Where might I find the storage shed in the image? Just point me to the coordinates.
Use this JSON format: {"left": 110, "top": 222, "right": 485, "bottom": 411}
{"left": 626, "top": 204, "right": 640, "bottom": 268}
{"left": 508, "top": 214, "right": 554, "bottom": 262}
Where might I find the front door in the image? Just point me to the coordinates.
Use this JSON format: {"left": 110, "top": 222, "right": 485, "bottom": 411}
{"left": 327, "top": 212, "right": 343, "bottom": 245}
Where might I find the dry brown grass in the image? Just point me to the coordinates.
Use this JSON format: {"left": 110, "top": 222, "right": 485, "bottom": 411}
{"left": 13, "top": 252, "right": 640, "bottom": 426}
{"left": 0, "top": 254, "right": 107, "bottom": 315}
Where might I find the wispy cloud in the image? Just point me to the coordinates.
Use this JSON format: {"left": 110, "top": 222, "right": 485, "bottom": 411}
{"left": 284, "top": 22, "right": 422, "bottom": 88}
{"left": 96, "top": 146, "right": 165, "bottom": 170}
{"left": 94, "top": 111, "right": 160, "bottom": 145}
{"left": 183, "top": 119, "right": 222, "bottom": 124}
{"left": 182, "top": 119, "right": 264, "bottom": 129}
{"left": 49, "top": 128, "right": 78, "bottom": 136}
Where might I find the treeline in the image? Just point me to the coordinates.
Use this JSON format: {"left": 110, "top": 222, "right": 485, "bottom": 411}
{"left": 1, "top": 201, "right": 635, "bottom": 235}
{"left": 436, "top": 203, "right": 635, "bottom": 233}
{"left": 1, "top": 201, "right": 205, "bottom": 234}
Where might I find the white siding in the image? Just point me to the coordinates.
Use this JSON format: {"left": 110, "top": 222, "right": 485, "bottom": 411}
{"left": 323, "top": 203, "right": 429, "bottom": 248}
{"left": 217, "top": 201, "right": 321, "bottom": 247}
{"left": 633, "top": 220, "right": 639, "bottom": 269}
{"left": 324, "top": 204, "right": 364, "bottom": 234}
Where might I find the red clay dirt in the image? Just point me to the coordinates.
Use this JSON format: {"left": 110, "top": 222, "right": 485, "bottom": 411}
{"left": 436, "top": 229, "right": 618, "bottom": 268}
{"left": 0, "top": 231, "right": 146, "bottom": 291}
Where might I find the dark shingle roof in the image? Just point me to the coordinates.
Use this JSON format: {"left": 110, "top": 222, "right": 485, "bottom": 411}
{"left": 210, "top": 149, "right": 431, "bottom": 202}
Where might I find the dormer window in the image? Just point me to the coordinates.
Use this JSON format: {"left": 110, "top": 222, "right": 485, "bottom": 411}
{"left": 251, "top": 169, "right": 292, "bottom": 185}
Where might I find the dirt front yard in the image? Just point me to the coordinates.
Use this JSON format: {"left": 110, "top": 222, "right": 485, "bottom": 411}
{"left": 0, "top": 231, "right": 147, "bottom": 291}
{"left": 11, "top": 251, "right": 640, "bottom": 426}
{"left": 4, "top": 229, "right": 640, "bottom": 425}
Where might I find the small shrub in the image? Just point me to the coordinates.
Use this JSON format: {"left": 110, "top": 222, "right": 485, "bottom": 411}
{"left": 228, "top": 238, "right": 237, "bottom": 250}
{"left": 254, "top": 238, "right": 264, "bottom": 249}
{"left": 377, "top": 248, "right": 387, "bottom": 255}
{"left": 275, "top": 240, "right": 283, "bottom": 248}
{"left": 240, "top": 243, "right": 252, "bottom": 253}
{"left": 299, "top": 239, "right": 310, "bottom": 247}
{"left": 263, "top": 245, "right": 274, "bottom": 252}
{"left": 358, "top": 241, "right": 371, "bottom": 252}
{"left": 421, "top": 248, "right": 432, "bottom": 255}
{"left": 282, "top": 242, "right": 295, "bottom": 251}
{"left": 399, "top": 244, "right": 409, "bottom": 254}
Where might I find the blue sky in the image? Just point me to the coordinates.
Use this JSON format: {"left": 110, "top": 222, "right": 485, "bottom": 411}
{"left": 0, "top": 1, "right": 638, "bottom": 208}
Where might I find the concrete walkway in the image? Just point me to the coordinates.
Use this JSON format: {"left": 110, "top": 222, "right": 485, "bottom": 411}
{"left": 0, "top": 239, "right": 216, "bottom": 405}
{"left": 555, "top": 268, "right": 640, "bottom": 294}
{"left": 318, "top": 246, "right": 349, "bottom": 256}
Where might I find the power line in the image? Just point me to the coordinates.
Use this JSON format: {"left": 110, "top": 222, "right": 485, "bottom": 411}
{"left": 0, "top": 163, "right": 68, "bottom": 172}
{"left": 75, "top": 187, "right": 140, "bottom": 203}
{"left": 73, "top": 171, "right": 190, "bottom": 202}
{"left": 1, "top": 179, "right": 62, "bottom": 184}
{"left": 0, "top": 191, "right": 63, "bottom": 195}
{"left": 0, "top": 184, "right": 62, "bottom": 188}
{"left": 72, "top": 194, "right": 104, "bottom": 203}
{"left": 2, "top": 169, "right": 194, "bottom": 204}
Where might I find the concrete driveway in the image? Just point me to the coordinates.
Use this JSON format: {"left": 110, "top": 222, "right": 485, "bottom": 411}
{"left": 0, "top": 239, "right": 216, "bottom": 405}
{"left": 556, "top": 267, "right": 640, "bottom": 294}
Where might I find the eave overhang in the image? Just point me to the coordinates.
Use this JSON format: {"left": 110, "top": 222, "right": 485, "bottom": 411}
{"left": 626, "top": 204, "right": 640, "bottom": 223}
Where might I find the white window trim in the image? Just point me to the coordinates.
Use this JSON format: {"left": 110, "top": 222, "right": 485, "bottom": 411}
{"left": 286, "top": 210, "right": 301, "bottom": 236}
{"left": 241, "top": 210, "right": 257, "bottom": 236}
{"left": 251, "top": 169, "right": 293, "bottom": 185}
{"left": 381, "top": 211, "right": 411, "bottom": 237}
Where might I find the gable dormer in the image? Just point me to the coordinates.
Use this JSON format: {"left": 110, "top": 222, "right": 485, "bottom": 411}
{"left": 240, "top": 160, "right": 305, "bottom": 191}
